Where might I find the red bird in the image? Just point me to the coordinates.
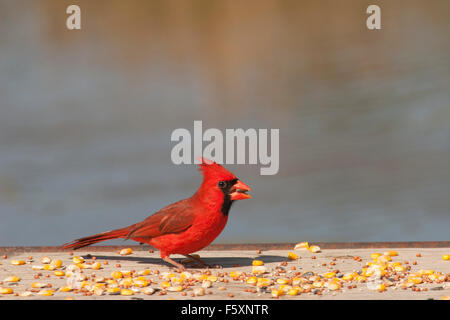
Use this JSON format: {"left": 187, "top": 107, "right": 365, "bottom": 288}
{"left": 61, "top": 158, "right": 251, "bottom": 270}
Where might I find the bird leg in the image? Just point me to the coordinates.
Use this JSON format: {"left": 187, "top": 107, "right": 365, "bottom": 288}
{"left": 183, "top": 254, "right": 222, "bottom": 269}
{"left": 162, "top": 256, "right": 186, "bottom": 271}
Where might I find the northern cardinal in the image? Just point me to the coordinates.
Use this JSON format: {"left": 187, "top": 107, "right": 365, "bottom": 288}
{"left": 61, "top": 158, "right": 251, "bottom": 270}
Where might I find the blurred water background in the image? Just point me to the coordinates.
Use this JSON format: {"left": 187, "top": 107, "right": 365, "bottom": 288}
{"left": 1, "top": 0, "right": 449, "bottom": 246}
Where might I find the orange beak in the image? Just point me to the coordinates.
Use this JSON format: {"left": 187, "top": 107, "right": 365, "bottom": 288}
{"left": 230, "top": 180, "right": 252, "bottom": 200}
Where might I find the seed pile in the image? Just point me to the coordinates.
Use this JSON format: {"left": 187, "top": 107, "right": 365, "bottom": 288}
{"left": 0, "top": 246, "right": 449, "bottom": 300}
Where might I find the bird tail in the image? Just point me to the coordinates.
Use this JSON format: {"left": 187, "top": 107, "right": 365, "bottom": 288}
{"left": 61, "top": 227, "right": 130, "bottom": 250}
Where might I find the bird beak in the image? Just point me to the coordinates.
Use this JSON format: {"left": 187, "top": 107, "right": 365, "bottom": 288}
{"left": 230, "top": 180, "right": 252, "bottom": 200}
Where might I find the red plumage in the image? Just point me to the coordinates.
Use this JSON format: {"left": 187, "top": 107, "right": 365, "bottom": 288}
{"left": 61, "top": 158, "right": 251, "bottom": 270}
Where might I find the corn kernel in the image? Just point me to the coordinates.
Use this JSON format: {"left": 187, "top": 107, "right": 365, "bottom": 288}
{"left": 419, "top": 269, "right": 434, "bottom": 276}
{"left": 118, "top": 248, "right": 133, "bottom": 256}
{"left": 120, "top": 289, "right": 134, "bottom": 296}
{"left": 252, "top": 260, "right": 264, "bottom": 266}
{"left": 308, "top": 245, "right": 321, "bottom": 253}
{"left": 443, "top": 255, "right": 450, "bottom": 261}
{"left": 54, "top": 271, "right": 65, "bottom": 277}
{"left": 342, "top": 273, "right": 354, "bottom": 281}
{"left": 142, "top": 287, "right": 155, "bottom": 295}
{"left": 246, "top": 277, "right": 258, "bottom": 285}
{"left": 252, "top": 266, "right": 267, "bottom": 275}
{"left": 325, "top": 282, "right": 341, "bottom": 290}
{"left": 50, "top": 259, "right": 63, "bottom": 268}
{"left": 313, "top": 281, "right": 324, "bottom": 288}
{"left": 355, "top": 275, "right": 367, "bottom": 282}
{"left": 32, "top": 265, "right": 44, "bottom": 270}
{"left": 271, "top": 289, "right": 284, "bottom": 297}
{"left": 167, "top": 286, "right": 183, "bottom": 292}
{"left": 41, "top": 257, "right": 51, "bottom": 264}
{"left": 38, "top": 289, "right": 53, "bottom": 296}
{"left": 408, "top": 277, "right": 422, "bottom": 284}
{"left": 3, "top": 276, "right": 20, "bottom": 283}
{"left": 257, "top": 278, "right": 271, "bottom": 287}
{"left": 72, "top": 256, "right": 84, "bottom": 264}
{"left": 11, "top": 260, "right": 26, "bottom": 265}
{"left": 441, "top": 296, "right": 450, "bottom": 300}
{"left": 0, "top": 287, "right": 14, "bottom": 294}
{"left": 43, "top": 264, "right": 56, "bottom": 271}
{"left": 384, "top": 250, "right": 398, "bottom": 257}
{"left": 111, "top": 271, "right": 123, "bottom": 279}
{"left": 288, "top": 252, "right": 298, "bottom": 260}
{"left": 107, "top": 287, "right": 121, "bottom": 295}
{"left": 139, "top": 269, "right": 151, "bottom": 276}
{"left": 59, "top": 286, "right": 73, "bottom": 292}
{"left": 207, "top": 275, "right": 218, "bottom": 282}
{"left": 371, "top": 253, "right": 382, "bottom": 260}
{"left": 294, "top": 242, "right": 309, "bottom": 250}
{"left": 160, "top": 281, "right": 171, "bottom": 289}
{"left": 288, "top": 288, "right": 299, "bottom": 296}
{"left": 323, "top": 272, "right": 336, "bottom": 279}
{"left": 91, "top": 262, "right": 102, "bottom": 270}
{"left": 180, "top": 271, "right": 192, "bottom": 280}
{"left": 20, "top": 291, "right": 33, "bottom": 297}
{"left": 120, "top": 277, "right": 134, "bottom": 287}
{"left": 193, "top": 287, "right": 205, "bottom": 296}
{"left": 279, "top": 284, "right": 292, "bottom": 292}
{"left": 276, "top": 278, "right": 289, "bottom": 285}
{"left": 94, "top": 288, "right": 105, "bottom": 296}
{"left": 229, "top": 271, "right": 241, "bottom": 278}
{"left": 31, "top": 282, "right": 47, "bottom": 288}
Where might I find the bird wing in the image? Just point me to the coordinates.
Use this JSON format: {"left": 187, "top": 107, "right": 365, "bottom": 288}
{"left": 125, "top": 199, "right": 196, "bottom": 239}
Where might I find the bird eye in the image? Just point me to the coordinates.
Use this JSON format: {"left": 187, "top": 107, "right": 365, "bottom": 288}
{"left": 218, "top": 181, "right": 226, "bottom": 188}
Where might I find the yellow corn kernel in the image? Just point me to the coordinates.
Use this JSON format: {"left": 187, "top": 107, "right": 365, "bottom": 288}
{"left": 256, "top": 278, "right": 271, "bottom": 287}
{"left": 120, "top": 277, "right": 134, "bottom": 287}
{"left": 292, "top": 277, "right": 303, "bottom": 286}
{"left": 323, "top": 272, "right": 336, "bottom": 279}
{"left": 94, "top": 288, "right": 105, "bottom": 296}
{"left": 229, "top": 271, "right": 241, "bottom": 278}
{"left": 11, "top": 260, "right": 26, "bottom": 266}
{"left": 0, "top": 287, "right": 14, "bottom": 294}
{"left": 41, "top": 256, "right": 52, "bottom": 264}
{"left": 276, "top": 278, "right": 289, "bottom": 285}
{"left": 133, "top": 279, "right": 149, "bottom": 288}
{"left": 342, "top": 273, "right": 354, "bottom": 281}
{"left": 54, "top": 270, "right": 65, "bottom": 277}
{"left": 120, "top": 289, "right": 134, "bottom": 296}
{"left": 207, "top": 275, "right": 218, "bottom": 282}
{"left": 167, "top": 286, "right": 183, "bottom": 292}
{"left": 308, "top": 245, "right": 321, "bottom": 253}
{"left": 142, "top": 287, "right": 155, "bottom": 295}
{"left": 325, "top": 282, "right": 341, "bottom": 290}
{"left": 394, "top": 265, "right": 406, "bottom": 272}
{"left": 118, "top": 248, "right": 133, "bottom": 256}
{"left": 31, "top": 282, "right": 47, "bottom": 288}
{"left": 294, "top": 242, "right": 309, "bottom": 250}
{"left": 371, "top": 253, "right": 382, "bottom": 260}
{"left": 408, "top": 277, "right": 422, "bottom": 284}
{"left": 20, "top": 291, "right": 33, "bottom": 297}
{"left": 50, "top": 259, "right": 63, "bottom": 268}
{"left": 72, "top": 256, "right": 84, "bottom": 264}
{"left": 139, "top": 269, "right": 151, "bottom": 276}
{"left": 246, "top": 277, "right": 258, "bottom": 285}
{"left": 111, "top": 271, "right": 123, "bottom": 279}
{"left": 59, "top": 286, "right": 73, "bottom": 292}
{"left": 375, "top": 255, "right": 391, "bottom": 263}
{"left": 288, "top": 288, "right": 299, "bottom": 296}
{"left": 160, "top": 281, "right": 171, "bottom": 289}
{"left": 91, "top": 262, "right": 102, "bottom": 270}
{"left": 278, "top": 284, "right": 292, "bottom": 292}
{"left": 288, "top": 252, "right": 298, "bottom": 260}
{"left": 355, "top": 275, "right": 367, "bottom": 282}
{"left": 43, "top": 264, "right": 55, "bottom": 271}
{"left": 252, "top": 260, "right": 264, "bottom": 266}
{"left": 384, "top": 250, "right": 398, "bottom": 257}
{"left": 443, "top": 255, "right": 450, "bottom": 261}
{"left": 441, "top": 296, "right": 450, "bottom": 300}
{"left": 107, "top": 287, "right": 121, "bottom": 294}
{"left": 38, "top": 289, "right": 53, "bottom": 296}
{"left": 252, "top": 266, "right": 267, "bottom": 275}
{"left": 3, "top": 276, "right": 20, "bottom": 283}
{"left": 271, "top": 289, "right": 284, "bottom": 298}
{"left": 419, "top": 269, "right": 434, "bottom": 276}
{"left": 313, "top": 281, "right": 324, "bottom": 288}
